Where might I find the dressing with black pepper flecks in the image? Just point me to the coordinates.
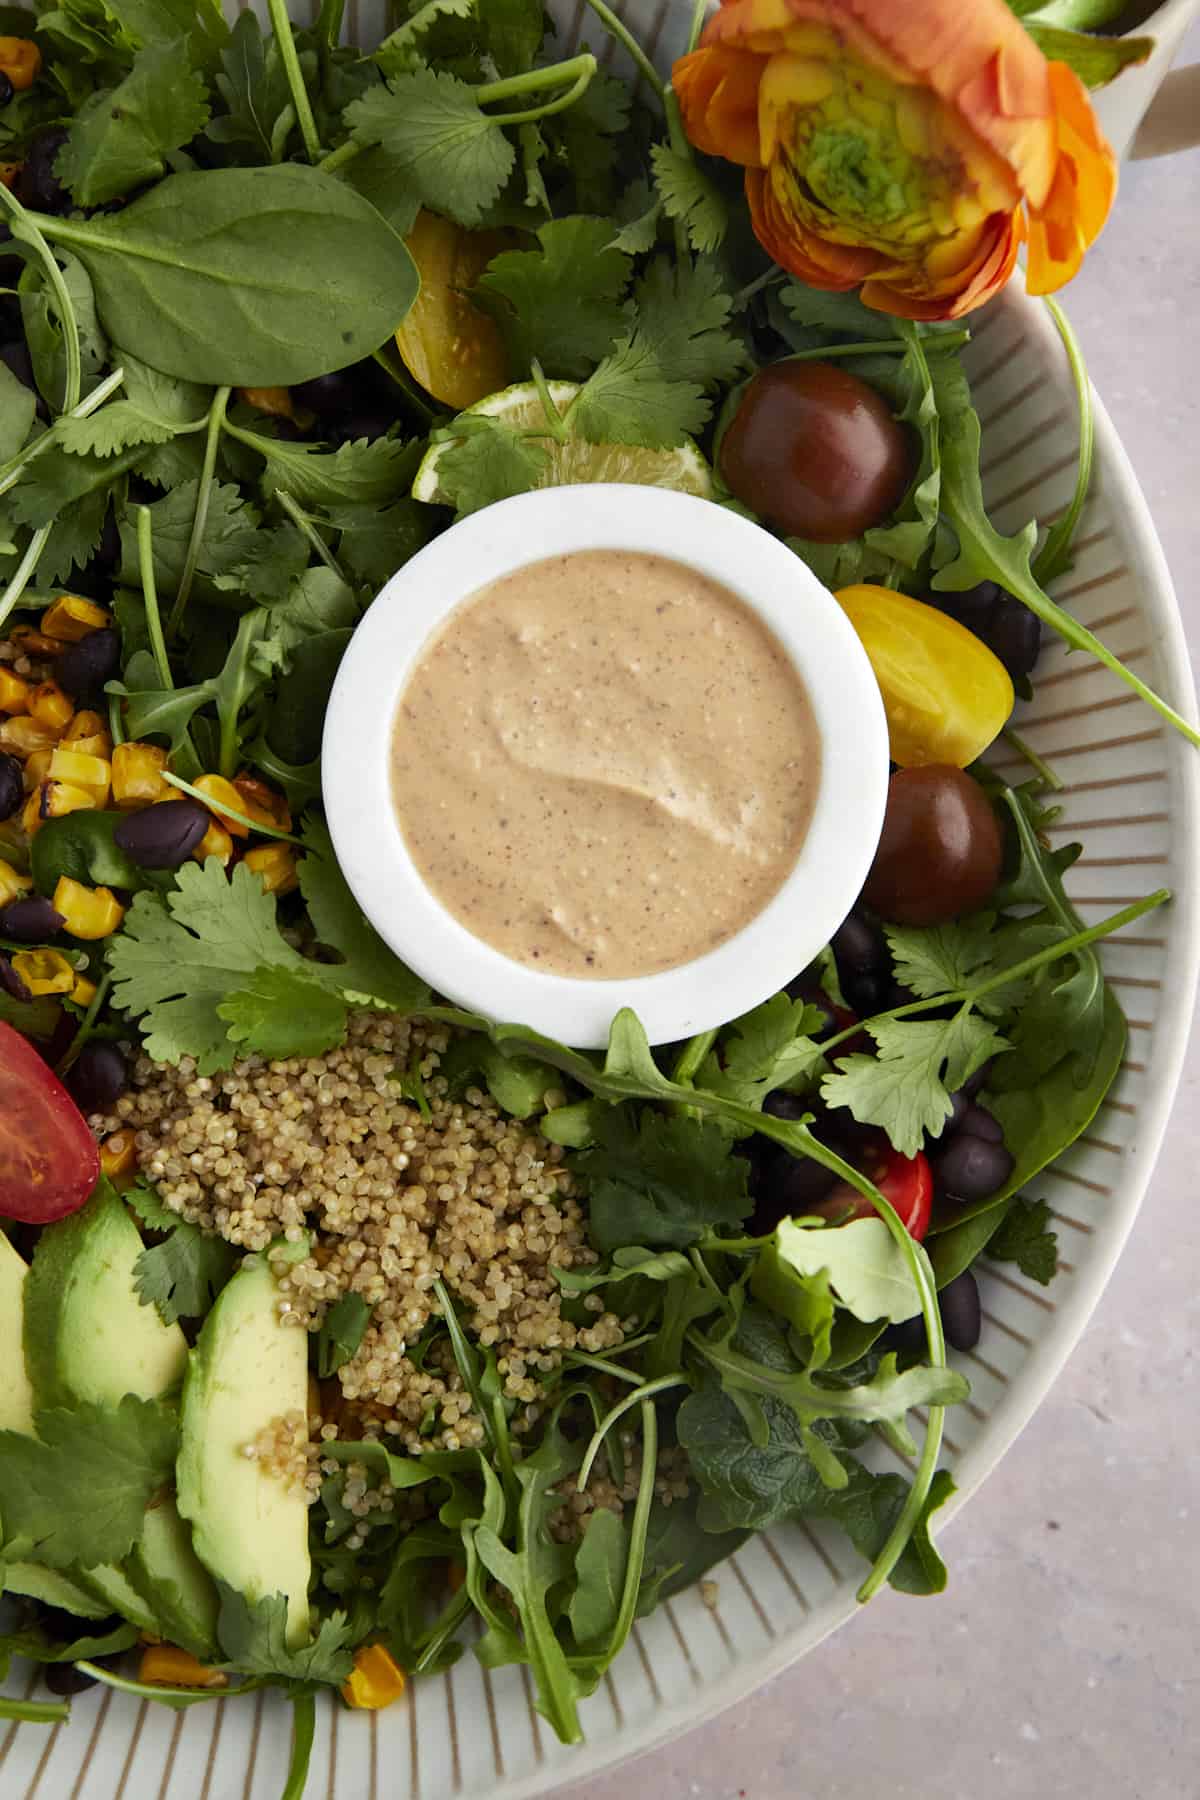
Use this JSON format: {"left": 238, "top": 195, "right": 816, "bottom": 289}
{"left": 390, "top": 549, "right": 820, "bottom": 980}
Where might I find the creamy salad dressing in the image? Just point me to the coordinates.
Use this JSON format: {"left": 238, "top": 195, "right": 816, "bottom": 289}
{"left": 390, "top": 550, "right": 820, "bottom": 979}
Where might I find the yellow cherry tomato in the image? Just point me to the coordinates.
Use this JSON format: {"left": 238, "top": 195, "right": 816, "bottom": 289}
{"left": 835, "top": 584, "right": 1014, "bottom": 768}
{"left": 394, "top": 211, "right": 513, "bottom": 410}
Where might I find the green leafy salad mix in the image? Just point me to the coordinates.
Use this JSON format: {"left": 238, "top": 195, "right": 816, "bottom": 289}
{"left": 0, "top": 0, "right": 1187, "bottom": 1789}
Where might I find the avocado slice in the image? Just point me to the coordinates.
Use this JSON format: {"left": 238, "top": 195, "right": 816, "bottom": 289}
{"left": 126, "top": 1496, "right": 219, "bottom": 1660}
{"left": 0, "top": 1231, "right": 36, "bottom": 1436}
{"left": 177, "top": 1258, "right": 311, "bottom": 1649}
{"left": 23, "top": 1180, "right": 188, "bottom": 1411}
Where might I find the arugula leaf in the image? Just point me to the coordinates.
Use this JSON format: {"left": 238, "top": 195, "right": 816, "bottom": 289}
{"left": 756, "top": 1217, "right": 922, "bottom": 1330}
{"left": 205, "top": 10, "right": 295, "bottom": 163}
{"left": 818, "top": 1463, "right": 955, "bottom": 1596}
{"left": 0, "top": 1397, "right": 178, "bottom": 1569}
{"left": 648, "top": 144, "right": 728, "bottom": 254}
{"left": 346, "top": 69, "right": 515, "bottom": 229}
{"left": 54, "top": 39, "right": 211, "bottom": 208}
{"left": 1022, "top": 20, "right": 1152, "bottom": 86}
{"left": 473, "top": 217, "right": 632, "bottom": 380}
{"left": 985, "top": 1196, "right": 1058, "bottom": 1285}
{"left": 215, "top": 1583, "right": 355, "bottom": 1682}
{"left": 218, "top": 966, "right": 350, "bottom": 1060}
{"left": 128, "top": 1183, "right": 239, "bottom": 1324}
{"left": 316, "top": 1294, "right": 374, "bottom": 1379}
{"left": 298, "top": 815, "right": 430, "bottom": 1011}
{"left": 567, "top": 1508, "right": 626, "bottom": 1649}
{"left": 0, "top": 1618, "right": 139, "bottom": 1668}
{"left": 552, "top": 1246, "right": 694, "bottom": 1295}
{"left": 574, "top": 1107, "right": 752, "bottom": 1253}
{"left": 19, "top": 251, "right": 109, "bottom": 415}
{"left": 821, "top": 1011, "right": 1009, "bottom": 1159}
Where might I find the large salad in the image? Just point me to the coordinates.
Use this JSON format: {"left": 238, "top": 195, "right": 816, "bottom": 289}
{"left": 0, "top": 0, "right": 1190, "bottom": 1791}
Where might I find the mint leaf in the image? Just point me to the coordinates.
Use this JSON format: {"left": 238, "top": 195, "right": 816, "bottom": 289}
{"left": 473, "top": 217, "right": 632, "bottom": 380}
{"left": 215, "top": 1584, "right": 355, "bottom": 1682}
{"left": 821, "top": 1011, "right": 1009, "bottom": 1159}
{"left": 0, "top": 1397, "right": 179, "bottom": 1569}
{"left": 128, "top": 1185, "right": 239, "bottom": 1324}
{"left": 54, "top": 40, "right": 211, "bottom": 207}
{"left": 346, "top": 69, "right": 514, "bottom": 229}
{"left": 648, "top": 144, "right": 728, "bottom": 254}
{"left": 986, "top": 1196, "right": 1058, "bottom": 1285}
{"left": 297, "top": 815, "right": 429, "bottom": 1012}
{"left": 218, "top": 966, "right": 349, "bottom": 1060}
{"left": 574, "top": 1108, "right": 751, "bottom": 1253}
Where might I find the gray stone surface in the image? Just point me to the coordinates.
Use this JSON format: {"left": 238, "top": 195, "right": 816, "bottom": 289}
{"left": 569, "top": 37, "right": 1200, "bottom": 1800}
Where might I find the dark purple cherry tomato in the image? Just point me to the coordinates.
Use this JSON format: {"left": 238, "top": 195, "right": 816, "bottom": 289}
{"left": 864, "top": 766, "right": 1003, "bottom": 926}
{"left": 719, "top": 361, "right": 916, "bottom": 542}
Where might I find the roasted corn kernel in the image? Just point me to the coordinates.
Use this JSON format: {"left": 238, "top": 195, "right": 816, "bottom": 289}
{"left": 137, "top": 1646, "right": 227, "bottom": 1689}
{"left": 12, "top": 950, "right": 76, "bottom": 996}
{"left": 52, "top": 876, "right": 125, "bottom": 939}
{"left": 21, "top": 787, "right": 43, "bottom": 835}
{"left": 244, "top": 843, "right": 299, "bottom": 895}
{"left": 23, "top": 749, "right": 52, "bottom": 792}
{"left": 0, "top": 715, "right": 62, "bottom": 757}
{"left": 10, "top": 624, "right": 64, "bottom": 659}
{"left": 234, "top": 772, "right": 292, "bottom": 832}
{"left": 27, "top": 682, "right": 74, "bottom": 732}
{"left": 192, "top": 818, "right": 235, "bottom": 867}
{"left": 112, "top": 742, "right": 170, "bottom": 807}
{"left": 40, "top": 595, "right": 111, "bottom": 642}
{"left": 99, "top": 1130, "right": 137, "bottom": 1183}
{"left": 194, "top": 773, "right": 251, "bottom": 836}
{"left": 40, "top": 780, "right": 99, "bottom": 821}
{"left": 70, "top": 974, "right": 98, "bottom": 1007}
{"left": 0, "top": 36, "right": 41, "bottom": 90}
{"left": 341, "top": 1645, "right": 406, "bottom": 1711}
{"left": 63, "top": 712, "right": 112, "bottom": 758}
{"left": 0, "top": 669, "right": 32, "bottom": 714}
{"left": 48, "top": 748, "right": 111, "bottom": 806}
{"left": 0, "top": 862, "right": 33, "bottom": 906}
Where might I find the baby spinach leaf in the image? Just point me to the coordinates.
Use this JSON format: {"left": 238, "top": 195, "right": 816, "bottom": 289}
{"left": 31, "top": 809, "right": 146, "bottom": 897}
{"left": 54, "top": 39, "right": 211, "bottom": 208}
{"left": 574, "top": 1107, "right": 752, "bottom": 1253}
{"left": 34, "top": 166, "right": 420, "bottom": 388}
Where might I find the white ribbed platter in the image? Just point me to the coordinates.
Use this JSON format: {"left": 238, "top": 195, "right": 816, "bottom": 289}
{"left": 3, "top": 2, "right": 1199, "bottom": 1796}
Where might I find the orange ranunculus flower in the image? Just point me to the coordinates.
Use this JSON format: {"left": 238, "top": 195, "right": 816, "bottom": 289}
{"left": 672, "top": 0, "right": 1116, "bottom": 320}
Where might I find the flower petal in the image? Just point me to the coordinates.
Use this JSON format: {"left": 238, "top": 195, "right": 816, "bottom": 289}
{"left": 673, "top": 45, "right": 767, "bottom": 168}
{"left": 1024, "top": 60, "right": 1116, "bottom": 296}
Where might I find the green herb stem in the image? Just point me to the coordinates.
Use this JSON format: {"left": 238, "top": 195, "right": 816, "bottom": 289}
{"left": 72, "top": 1663, "right": 263, "bottom": 1707}
{"left": 317, "top": 138, "right": 361, "bottom": 177}
{"left": 56, "top": 971, "right": 112, "bottom": 1077}
{"left": 477, "top": 54, "right": 596, "bottom": 126}
{"left": 999, "top": 727, "right": 1064, "bottom": 792}
{"left": 577, "top": 1374, "right": 684, "bottom": 1491}
{"left": 579, "top": 0, "right": 666, "bottom": 101}
{"left": 160, "top": 771, "right": 311, "bottom": 848}
{"left": 0, "top": 1695, "right": 70, "bottom": 1724}
{"left": 137, "top": 506, "right": 173, "bottom": 692}
{"left": 274, "top": 488, "right": 349, "bottom": 584}
{"left": 601, "top": 1397, "right": 658, "bottom": 1665}
{"left": 282, "top": 1692, "right": 317, "bottom": 1800}
{"left": 1032, "top": 298, "right": 1093, "bottom": 585}
{"left": 168, "top": 385, "right": 231, "bottom": 641}
{"left": 0, "top": 184, "right": 82, "bottom": 414}
{"left": 266, "top": 0, "right": 322, "bottom": 163}
{"left": 0, "top": 524, "right": 52, "bottom": 635}
{"left": 671, "top": 1027, "right": 718, "bottom": 1087}
{"left": 0, "top": 366, "right": 126, "bottom": 500}
{"left": 685, "top": 0, "right": 709, "bottom": 53}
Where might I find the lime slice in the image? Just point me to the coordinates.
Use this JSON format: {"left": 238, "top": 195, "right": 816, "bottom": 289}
{"left": 411, "top": 380, "right": 712, "bottom": 506}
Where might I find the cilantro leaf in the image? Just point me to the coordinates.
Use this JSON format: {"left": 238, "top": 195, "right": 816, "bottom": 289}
{"left": 298, "top": 816, "right": 429, "bottom": 1012}
{"left": 316, "top": 1293, "right": 373, "bottom": 1378}
{"left": 57, "top": 401, "right": 179, "bottom": 459}
{"left": 986, "top": 1196, "right": 1058, "bottom": 1286}
{"left": 821, "top": 1011, "right": 1009, "bottom": 1158}
{"left": 0, "top": 1397, "right": 179, "bottom": 1570}
{"left": 128, "top": 1184, "right": 239, "bottom": 1324}
{"left": 569, "top": 334, "right": 706, "bottom": 449}
{"left": 699, "top": 992, "right": 825, "bottom": 1110}
{"left": 631, "top": 255, "right": 749, "bottom": 391}
{"left": 346, "top": 69, "right": 514, "bottom": 229}
{"left": 246, "top": 433, "right": 420, "bottom": 509}
{"left": 323, "top": 497, "right": 431, "bottom": 588}
{"left": 431, "top": 421, "right": 550, "bottom": 516}
{"left": 373, "top": 0, "right": 476, "bottom": 75}
{"left": 215, "top": 1583, "right": 355, "bottom": 1682}
{"left": 219, "top": 966, "right": 350, "bottom": 1060}
{"left": 883, "top": 916, "right": 1000, "bottom": 1002}
{"left": 472, "top": 217, "right": 632, "bottom": 380}
{"left": 574, "top": 1107, "right": 752, "bottom": 1253}
{"left": 648, "top": 143, "right": 728, "bottom": 254}
{"left": 54, "top": 39, "right": 210, "bottom": 208}
{"left": 117, "top": 478, "right": 262, "bottom": 595}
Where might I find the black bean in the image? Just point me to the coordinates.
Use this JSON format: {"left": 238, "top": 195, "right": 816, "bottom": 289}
{"left": 54, "top": 627, "right": 121, "bottom": 698}
{"left": 762, "top": 1088, "right": 809, "bottom": 1123}
{"left": 113, "top": 797, "right": 210, "bottom": 869}
{"left": 926, "top": 580, "right": 1043, "bottom": 684}
{"left": 16, "top": 129, "right": 71, "bottom": 214}
{"left": 750, "top": 1148, "right": 839, "bottom": 1232}
{"left": 842, "top": 968, "right": 889, "bottom": 1015}
{"left": 43, "top": 1662, "right": 99, "bottom": 1696}
{"left": 959, "top": 1103, "right": 1003, "bottom": 1143}
{"left": 0, "top": 750, "right": 21, "bottom": 820}
{"left": 882, "top": 1313, "right": 927, "bottom": 1355}
{"left": 939, "top": 1270, "right": 982, "bottom": 1351}
{"left": 66, "top": 1041, "right": 128, "bottom": 1113}
{"left": 933, "top": 1133, "right": 1015, "bottom": 1203}
{"left": 960, "top": 1059, "right": 993, "bottom": 1099}
{"left": 0, "top": 894, "right": 65, "bottom": 940}
{"left": 0, "top": 951, "right": 31, "bottom": 1003}
{"left": 831, "top": 911, "right": 888, "bottom": 974}
{"left": 292, "top": 367, "right": 367, "bottom": 417}
{"left": 942, "top": 1089, "right": 972, "bottom": 1137}
{"left": 0, "top": 72, "right": 15, "bottom": 108}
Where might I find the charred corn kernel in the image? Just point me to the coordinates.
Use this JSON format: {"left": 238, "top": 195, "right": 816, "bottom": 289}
{"left": 65, "top": 729, "right": 111, "bottom": 760}
{"left": 48, "top": 748, "right": 111, "bottom": 805}
{"left": 112, "top": 742, "right": 169, "bottom": 807}
{"left": 0, "top": 715, "right": 62, "bottom": 757}
{"left": 63, "top": 712, "right": 112, "bottom": 758}
{"left": 0, "top": 862, "right": 33, "bottom": 905}
{"left": 23, "top": 749, "right": 52, "bottom": 792}
{"left": 70, "top": 974, "right": 98, "bottom": 1007}
{"left": 193, "top": 818, "right": 234, "bottom": 866}
{"left": 244, "top": 843, "right": 298, "bottom": 896}
{"left": 194, "top": 774, "right": 251, "bottom": 837}
{"left": 21, "top": 787, "right": 44, "bottom": 834}
{"left": 234, "top": 773, "right": 292, "bottom": 832}
{"left": 341, "top": 1645, "right": 406, "bottom": 1711}
{"left": 28, "top": 682, "right": 74, "bottom": 732}
{"left": 138, "top": 1646, "right": 227, "bottom": 1689}
{"left": 40, "top": 780, "right": 99, "bottom": 821}
{"left": 10, "top": 624, "right": 64, "bottom": 658}
{"left": 12, "top": 950, "right": 75, "bottom": 996}
{"left": 100, "top": 1130, "right": 137, "bottom": 1183}
{"left": 0, "top": 37, "right": 41, "bottom": 90}
{"left": 52, "top": 876, "right": 125, "bottom": 939}
{"left": 40, "top": 595, "right": 111, "bottom": 643}
{"left": 0, "top": 669, "right": 32, "bottom": 714}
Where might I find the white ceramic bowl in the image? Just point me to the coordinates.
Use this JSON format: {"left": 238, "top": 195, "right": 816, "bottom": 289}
{"left": 4, "top": 5, "right": 1200, "bottom": 1799}
{"left": 322, "top": 485, "right": 889, "bottom": 1047}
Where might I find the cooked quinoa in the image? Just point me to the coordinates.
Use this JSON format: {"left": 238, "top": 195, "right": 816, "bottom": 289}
{"left": 94, "top": 1012, "right": 629, "bottom": 1466}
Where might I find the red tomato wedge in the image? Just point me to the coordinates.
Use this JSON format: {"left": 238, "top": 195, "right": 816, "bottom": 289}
{"left": 813, "top": 1136, "right": 933, "bottom": 1242}
{"left": 0, "top": 1020, "right": 99, "bottom": 1223}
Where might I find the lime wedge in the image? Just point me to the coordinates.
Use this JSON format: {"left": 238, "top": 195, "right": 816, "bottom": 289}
{"left": 411, "top": 379, "right": 712, "bottom": 506}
